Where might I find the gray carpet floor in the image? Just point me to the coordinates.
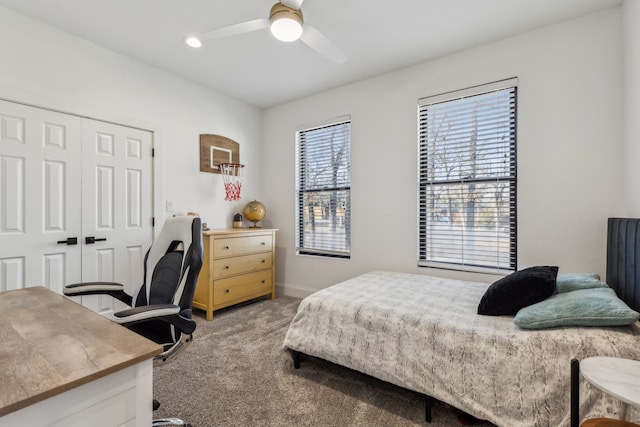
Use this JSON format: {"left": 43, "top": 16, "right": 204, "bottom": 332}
{"left": 153, "top": 295, "right": 496, "bottom": 427}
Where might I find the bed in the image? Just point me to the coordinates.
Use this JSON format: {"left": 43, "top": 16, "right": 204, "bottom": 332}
{"left": 283, "top": 218, "right": 640, "bottom": 426}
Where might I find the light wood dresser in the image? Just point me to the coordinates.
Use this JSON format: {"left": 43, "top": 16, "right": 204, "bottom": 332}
{"left": 193, "top": 228, "right": 277, "bottom": 320}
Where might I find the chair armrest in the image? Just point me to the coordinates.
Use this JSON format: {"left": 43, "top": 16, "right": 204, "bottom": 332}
{"left": 111, "top": 304, "right": 196, "bottom": 334}
{"left": 63, "top": 282, "right": 132, "bottom": 305}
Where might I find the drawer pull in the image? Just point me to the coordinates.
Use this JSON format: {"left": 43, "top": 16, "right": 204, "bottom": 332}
{"left": 261, "top": 259, "right": 266, "bottom": 263}
{"left": 224, "top": 265, "right": 230, "bottom": 270}
{"left": 262, "top": 280, "right": 266, "bottom": 284}
{"left": 260, "top": 242, "right": 266, "bottom": 246}
{"left": 223, "top": 246, "right": 230, "bottom": 250}
{"left": 225, "top": 289, "right": 230, "bottom": 293}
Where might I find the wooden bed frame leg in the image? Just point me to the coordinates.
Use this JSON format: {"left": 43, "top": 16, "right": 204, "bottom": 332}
{"left": 292, "top": 350, "right": 301, "bottom": 369}
{"left": 425, "top": 395, "right": 433, "bottom": 423}
{"left": 571, "top": 358, "right": 579, "bottom": 427}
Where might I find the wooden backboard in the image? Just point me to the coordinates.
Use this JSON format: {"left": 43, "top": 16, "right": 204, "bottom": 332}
{"left": 199, "top": 134, "right": 240, "bottom": 174}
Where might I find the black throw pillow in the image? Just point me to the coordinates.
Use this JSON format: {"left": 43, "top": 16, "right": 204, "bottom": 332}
{"left": 477, "top": 266, "right": 559, "bottom": 316}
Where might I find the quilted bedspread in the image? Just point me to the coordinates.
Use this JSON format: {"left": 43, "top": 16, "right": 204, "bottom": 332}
{"left": 283, "top": 271, "right": 640, "bottom": 426}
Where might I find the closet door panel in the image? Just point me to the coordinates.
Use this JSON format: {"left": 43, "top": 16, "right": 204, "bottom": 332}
{"left": 0, "top": 99, "right": 82, "bottom": 293}
{"left": 81, "top": 119, "right": 153, "bottom": 313}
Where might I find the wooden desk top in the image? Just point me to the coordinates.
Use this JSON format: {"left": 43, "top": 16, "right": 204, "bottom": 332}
{"left": 0, "top": 286, "right": 163, "bottom": 417}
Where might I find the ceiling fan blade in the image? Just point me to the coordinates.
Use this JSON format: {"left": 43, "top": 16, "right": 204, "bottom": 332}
{"left": 199, "top": 18, "right": 270, "bottom": 40}
{"left": 281, "top": 0, "right": 304, "bottom": 10}
{"left": 300, "top": 25, "right": 346, "bottom": 64}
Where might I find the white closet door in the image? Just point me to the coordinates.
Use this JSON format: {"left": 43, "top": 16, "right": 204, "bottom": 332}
{"left": 0, "top": 100, "right": 155, "bottom": 313}
{"left": 81, "top": 119, "right": 153, "bottom": 313}
{"left": 0, "top": 99, "right": 82, "bottom": 293}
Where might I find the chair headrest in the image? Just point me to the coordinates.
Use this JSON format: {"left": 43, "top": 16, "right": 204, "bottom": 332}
{"left": 152, "top": 215, "right": 201, "bottom": 252}
{"left": 143, "top": 215, "right": 202, "bottom": 301}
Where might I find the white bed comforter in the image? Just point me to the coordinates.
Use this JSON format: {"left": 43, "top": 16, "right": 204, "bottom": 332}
{"left": 283, "top": 271, "right": 640, "bottom": 426}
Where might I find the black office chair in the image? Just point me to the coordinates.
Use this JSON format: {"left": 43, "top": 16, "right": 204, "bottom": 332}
{"left": 64, "top": 215, "right": 203, "bottom": 427}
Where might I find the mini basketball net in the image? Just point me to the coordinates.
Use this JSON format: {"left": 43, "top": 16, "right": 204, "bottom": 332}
{"left": 218, "top": 163, "right": 245, "bottom": 201}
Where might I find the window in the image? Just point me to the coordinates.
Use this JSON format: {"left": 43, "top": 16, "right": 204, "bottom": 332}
{"left": 418, "top": 79, "right": 517, "bottom": 273}
{"left": 296, "top": 117, "right": 351, "bottom": 258}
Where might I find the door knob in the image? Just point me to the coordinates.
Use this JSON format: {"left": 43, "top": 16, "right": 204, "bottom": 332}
{"left": 56, "top": 237, "right": 78, "bottom": 245}
{"left": 85, "top": 236, "right": 107, "bottom": 244}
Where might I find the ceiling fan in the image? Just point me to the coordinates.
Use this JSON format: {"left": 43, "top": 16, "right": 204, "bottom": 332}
{"left": 185, "top": 0, "right": 346, "bottom": 64}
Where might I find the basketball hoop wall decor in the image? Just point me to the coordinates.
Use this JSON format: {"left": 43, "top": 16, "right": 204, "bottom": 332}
{"left": 219, "top": 163, "right": 245, "bottom": 201}
{"left": 199, "top": 134, "right": 239, "bottom": 174}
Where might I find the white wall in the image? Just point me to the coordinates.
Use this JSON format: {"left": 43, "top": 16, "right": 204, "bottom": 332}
{"left": 0, "top": 6, "right": 262, "bottom": 230}
{"left": 624, "top": 0, "right": 640, "bottom": 215}
{"left": 2, "top": 5, "right": 625, "bottom": 297}
{"left": 263, "top": 7, "right": 625, "bottom": 296}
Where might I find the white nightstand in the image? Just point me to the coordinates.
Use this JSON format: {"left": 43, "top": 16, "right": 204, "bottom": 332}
{"left": 580, "top": 357, "right": 640, "bottom": 408}
{"left": 571, "top": 357, "right": 640, "bottom": 427}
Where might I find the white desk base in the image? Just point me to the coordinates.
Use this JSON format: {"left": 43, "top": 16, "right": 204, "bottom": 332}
{"left": 0, "top": 360, "right": 153, "bottom": 427}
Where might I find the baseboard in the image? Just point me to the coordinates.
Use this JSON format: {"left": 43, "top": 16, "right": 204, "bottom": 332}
{"left": 275, "top": 284, "right": 316, "bottom": 299}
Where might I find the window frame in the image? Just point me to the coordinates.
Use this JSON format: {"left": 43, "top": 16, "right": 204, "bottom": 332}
{"left": 295, "top": 116, "right": 351, "bottom": 259}
{"left": 417, "top": 78, "right": 518, "bottom": 274}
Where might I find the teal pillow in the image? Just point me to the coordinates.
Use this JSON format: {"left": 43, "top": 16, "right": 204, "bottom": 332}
{"left": 555, "top": 273, "right": 607, "bottom": 294}
{"left": 514, "top": 288, "right": 639, "bottom": 329}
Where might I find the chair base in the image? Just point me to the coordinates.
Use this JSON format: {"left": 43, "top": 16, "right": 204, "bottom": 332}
{"left": 581, "top": 418, "right": 640, "bottom": 427}
{"left": 152, "top": 418, "right": 192, "bottom": 427}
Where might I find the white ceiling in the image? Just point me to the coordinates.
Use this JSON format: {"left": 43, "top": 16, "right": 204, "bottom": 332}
{"left": 0, "top": 0, "right": 622, "bottom": 109}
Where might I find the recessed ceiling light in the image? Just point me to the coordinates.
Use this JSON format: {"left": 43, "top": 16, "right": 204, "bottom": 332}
{"left": 185, "top": 37, "right": 202, "bottom": 48}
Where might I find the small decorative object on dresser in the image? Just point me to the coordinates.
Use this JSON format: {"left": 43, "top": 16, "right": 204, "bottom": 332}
{"left": 243, "top": 200, "right": 266, "bottom": 228}
{"left": 233, "top": 213, "right": 243, "bottom": 228}
{"left": 193, "top": 228, "right": 277, "bottom": 320}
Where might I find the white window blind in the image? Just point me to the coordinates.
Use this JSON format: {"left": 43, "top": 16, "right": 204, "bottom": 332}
{"left": 296, "top": 117, "right": 351, "bottom": 258}
{"left": 418, "top": 79, "right": 517, "bottom": 273}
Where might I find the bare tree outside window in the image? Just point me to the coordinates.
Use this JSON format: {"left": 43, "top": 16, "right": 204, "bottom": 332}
{"left": 296, "top": 118, "right": 351, "bottom": 258}
{"left": 418, "top": 82, "right": 517, "bottom": 272}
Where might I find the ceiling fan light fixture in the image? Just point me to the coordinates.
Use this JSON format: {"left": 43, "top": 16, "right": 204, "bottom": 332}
{"left": 185, "top": 36, "right": 203, "bottom": 48}
{"left": 269, "top": 3, "right": 303, "bottom": 42}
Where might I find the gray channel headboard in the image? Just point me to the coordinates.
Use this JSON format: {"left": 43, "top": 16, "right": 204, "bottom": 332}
{"left": 607, "top": 217, "right": 640, "bottom": 312}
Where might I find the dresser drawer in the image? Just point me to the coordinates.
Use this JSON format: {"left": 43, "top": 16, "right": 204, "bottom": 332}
{"left": 212, "top": 252, "right": 273, "bottom": 279}
{"left": 213, "top": 270, "right": 273, "bottom": 306}
{"left": 213, "top": 234, "right": 273, "bottom": 258}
